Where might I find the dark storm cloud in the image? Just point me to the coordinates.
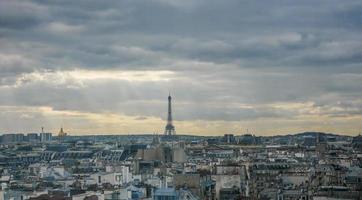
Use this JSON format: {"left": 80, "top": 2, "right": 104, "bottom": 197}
{"left": 0, "top": 0, "right": 362, "bottom": 124}
{"left": 2, "top": 0, "right": 362, "bottom": 72}
{"left": 0, "top": 1, "right": 47, "bottom": 29}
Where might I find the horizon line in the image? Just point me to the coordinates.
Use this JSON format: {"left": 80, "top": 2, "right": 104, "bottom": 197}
{"left": 0, "top": 131, "right": 358, "bottom": 137}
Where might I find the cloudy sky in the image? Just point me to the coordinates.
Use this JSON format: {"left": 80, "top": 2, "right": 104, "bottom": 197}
{"left": 0, "top": 0, "right": 362, "bottom": 136}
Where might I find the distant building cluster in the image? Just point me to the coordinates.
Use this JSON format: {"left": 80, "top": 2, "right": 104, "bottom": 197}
{"left": 0, "top": 132, "right": 52, "bottom": 144}
{"left": 0, "top": 132, "right": 361, "bottom": 200}
{"left": 0, "top": 96, "right": 361, "bottom": 199}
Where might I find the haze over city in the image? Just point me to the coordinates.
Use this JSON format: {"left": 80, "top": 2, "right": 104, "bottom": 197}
{"left": 1, "top": 0, "right": 362, "bottom": 135}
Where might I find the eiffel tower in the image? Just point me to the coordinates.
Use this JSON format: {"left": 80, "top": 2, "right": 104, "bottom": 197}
{"left": 164, "top": 93, "right": 176, "bottom": 135}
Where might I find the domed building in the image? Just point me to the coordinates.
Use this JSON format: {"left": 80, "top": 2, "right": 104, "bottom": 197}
{"left": 58, "top": 127, "right": 67, "bottom": 137}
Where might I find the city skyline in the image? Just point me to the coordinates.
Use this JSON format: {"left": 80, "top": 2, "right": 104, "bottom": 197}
{"left": 1, "top": 0, "right": 362, "bottom": 136}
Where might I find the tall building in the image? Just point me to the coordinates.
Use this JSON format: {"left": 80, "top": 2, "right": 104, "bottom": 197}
{"left": 39, "top": 127, "right": 52, "bottom": 142}
{"left": 27, "top": 133, "right": 39, "bottom": 142}
{"left": 40, "top": 133, "right": 52, "bottom": 142}
{"left": 164, "top": 94, "right": 176, "bottom": 136}
{"left": 14, "top": 134, "right": 25, "bottom": 143}
{"left": 1, "top": 134, "right": 16, "bottom": 143}
{"left": 316, "top": 133, "right": 327, "bottom": 158}
{"left": 0, "top": 133, "right": 25, "bottom": 143}
{"left": 223, "top": 134, "right": 236, "bottom": 144}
